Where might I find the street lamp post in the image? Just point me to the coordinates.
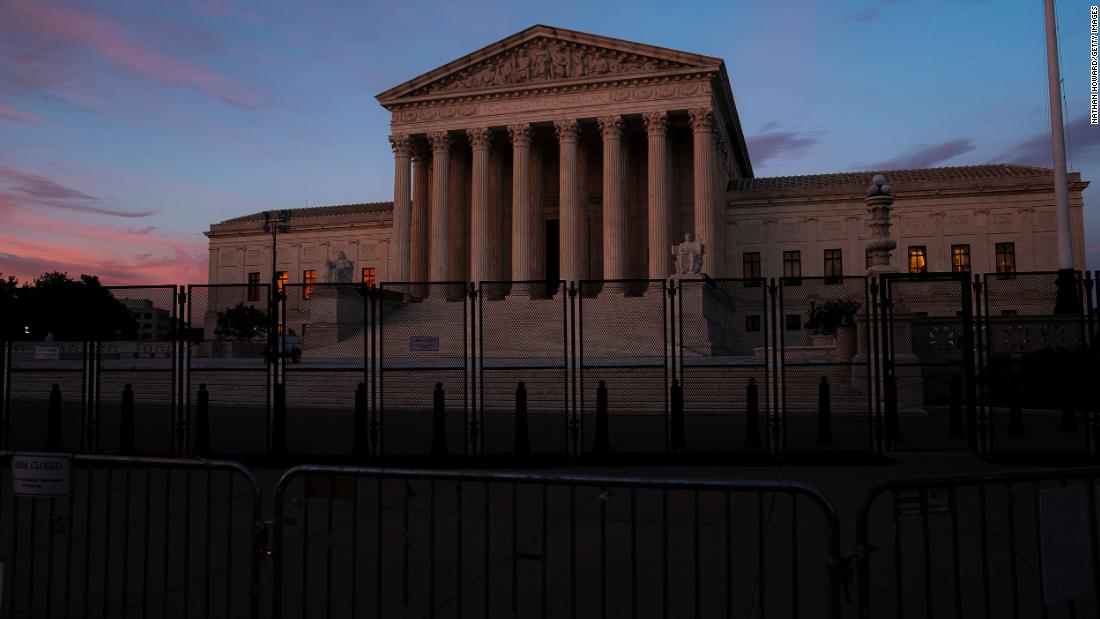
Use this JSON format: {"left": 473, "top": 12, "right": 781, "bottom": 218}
{"left": 263, "top": 210, "right": 291, "bottom": 457}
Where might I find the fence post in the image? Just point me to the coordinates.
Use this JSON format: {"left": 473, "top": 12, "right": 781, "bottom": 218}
{"left": 817, "top": 376, "right": 834, "bottom": 445}
{"left": 194, "top": 383, "right": 210, "bottom": 456}
{"left": 948, "top": 376, "right": 965, "bottom": 438}
{"left": 119, "top": 383, "right": 135, "bottom": 454}
{"left": 745, "top": 378, "right": 762, "bottom": 448}
{"left": 353, "top": 383, "right": 368, "bottom": 460}
{"left": 670, "top": 379, "right": 685, "bottom": 453}
{"left": 594, "top": 380, "right": 610, "bottom": 455}
{"left": 46, "top": 383, "right": 62, "bottom": 451}
{"left": 271, "top": 383, "right": 288, "bottom": 458}
{"left": 514, "top": 381, "right": 530, "bottom": 457}
{"left": 431, "top": 382, "right": 447, "bottom": 458}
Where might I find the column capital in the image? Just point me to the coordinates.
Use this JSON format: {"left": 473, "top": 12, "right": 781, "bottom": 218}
{"left": 688, "top": 108, "right": 715, "bottom": 134}
{"left": 466, "top": 127, "right": 492, "bottom": 149}
{"left": 642, "top": 111, "right": 670, "bottom": 136}
{"left": 597, "top": 115, "right": 624, "bottom": 140}
{"left": 554, "top": 119, "right": 581, "bottom": 142}
{"left": 427, "top": 130, "right": 451, "bottom": 154}
{"left": 507, "top": 123, "right": 533, "bottom": 147}
{"left": 389, "top": 134, "right": 412, "bottom": 157}
{"left": 410, "top": 139, "right": 431, "bottom": 163}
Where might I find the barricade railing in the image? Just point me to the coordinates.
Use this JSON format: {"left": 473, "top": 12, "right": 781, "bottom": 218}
{"left": 270, "top": 465, "right": 843, "bottom": 619}
{"left": 856, "top": 466, "right": 1100, "bottom": 618}
{"left": 0, "top": 452, "right": 263, "bottom": 619}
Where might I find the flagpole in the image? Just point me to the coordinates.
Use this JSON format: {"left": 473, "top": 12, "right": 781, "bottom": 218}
{"left": 1044, "top": 0, "right": 1073, "bottom": 270}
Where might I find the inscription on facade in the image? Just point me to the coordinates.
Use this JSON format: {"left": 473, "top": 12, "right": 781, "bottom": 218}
{"left": 480, "top": 92, "right": 612, "bottom": 115}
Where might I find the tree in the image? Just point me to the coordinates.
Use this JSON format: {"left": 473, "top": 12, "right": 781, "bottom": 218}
{"left": 5, "top": 272, "right": 137, "bottom": 341}
{"left": 214, "top": 303, "right": 268, "bottom": 341}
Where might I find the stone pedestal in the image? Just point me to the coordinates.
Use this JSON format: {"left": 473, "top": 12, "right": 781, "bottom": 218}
{"left": 303, "top": 286, "right": 363, "bottom": 343}
{"left": 677, "top": 279, "right": 739, "bottom": 357}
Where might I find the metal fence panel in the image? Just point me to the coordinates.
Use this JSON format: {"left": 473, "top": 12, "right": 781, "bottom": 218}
{"left": 186, "top": 285, "right": 271, "bottom": 456}
{"left": 677, "top": 278, "right": 771, "bottom": 456}
{"left": 272, "top": 466, "right": 842, "bottom": 619}
{"left": 0, "top": 453, "right": 262, "bottom": 619}
{"left": 477, "top": 281, "right": 568, "bottom": 457}
{"left": 980, "top": 271, "right": 1092, "bottom": 459}
{"left": 880, "top": 273, "right": 974, "bottom": 451}
{"left": 379, "top": 282, "right": 469, "bottom": 457}
{"left": 778, "top": 276, "right": 874, "bottom": 456}
{"left": 578, "top": 280, "right": 669, "bottom": 454}
{"left": 857, "top": 467, "right": 1100, "bottom": 618}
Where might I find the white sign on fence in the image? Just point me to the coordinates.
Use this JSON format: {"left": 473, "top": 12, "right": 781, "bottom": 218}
{"left": 410, "top": 336, "right": 440, "bottom": 352}
{"left": 11, "top": 454, "right": 72, "bottom": 497}
{"left": 33, "top": 345, "right": 59, "bottom": 361}
{"left": 1039, "top": 485, "right": 1093, "bottom": 604}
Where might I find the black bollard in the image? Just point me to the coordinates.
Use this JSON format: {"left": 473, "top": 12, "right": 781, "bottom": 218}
{"left": 353, "top": 383, "right": 369, "bottom": 460}
{"left": 431, "top": 383, "right": 448, "bottom": 458}
{"left": 271, "top": 383, "right": 288, "bottom": 458}
{"left": 194, "top": 384, "right": 210, "bottom": 456}
{"left": 119, "top": 383, "right": 136, "bottom": 454}
{"left": 46, "top": 383, "right": 62, "bottom": 451}
{"left": 744, "top": 378, "right": 762, "bottom": 448}
{"left": 816, "top": 377, "right": 834, "bottom": 445}
{"left": 670, "top": 379, "right": 686, "bottom": 452}
{"left": 513, "top": 382, "right": 530, "bottom": 457}
{"left": 594, "top": 381, "right": 610, "bottom": 456}
{"left": 1007, "top": 379, "right": 1025, "bottom": 436}
{"left": 948, "top": 376, "right": 965, "bottom": 438}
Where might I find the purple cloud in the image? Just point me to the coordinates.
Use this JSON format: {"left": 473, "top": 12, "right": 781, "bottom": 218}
{"left": 866, "top": 138, "right": 975, "bottom": 169}
{"left": 993, "top": 115, "right": 1100, "bottom": 167}
{"left": 746, "top": 127, "right": 821, "bottom": 165}
{"left": 0, "top": 163, "right": 156, "bottom": 218}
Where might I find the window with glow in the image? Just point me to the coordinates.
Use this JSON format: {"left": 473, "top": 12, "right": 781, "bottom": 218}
{"left": 951, "top": 244, "right": 971, "bottom": 273}
{"left": 276, "top": 271, "right": 288, "bottom": 295}
{"left": 362, "top": 267, "right": 377, "bottom": 287}
{"left": 995, "top": 242, "right": 1016, "bottom": 274}
{"left": 303, "top": 270, "right": 316, "bottom": 299}
{"left": 908, "top": 246, "right": 927, "bottom": 273}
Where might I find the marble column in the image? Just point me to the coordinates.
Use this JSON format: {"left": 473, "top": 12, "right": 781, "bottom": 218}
{"left": 689, "top": 109, "right": 720, "bottom": 277}
{"left": 530, "top": 141, "right": 545, "bottom": 281}
{"left": 643, "top": 112, "right": 671, "bottom": 279}
{"left": 428, "top": 130, "right": 450, "bottom": 283}
{"left": 598, "top": 115, "right": 626, "bottom": 281}
{"left": 388, "top": 134, "right": 412, "bottom": 282}
{"left": 508, "top": 123, "right": 537, "bottom": 281}
{"left": 410, "top": 141, "right": 431, "bottom": 284}
{"left": 447, "top": 139, "right": 468, "bottom": 282}
{"left": 555, "top": 119, "right": 584, "bottom": 284}
{"left": 467, "top": 128, "right": 492, "bottom": 284}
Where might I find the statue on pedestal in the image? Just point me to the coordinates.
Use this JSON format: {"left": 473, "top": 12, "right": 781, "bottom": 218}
{"left": 671, "top": 233, "right": 705, "bottom": 278}
{"left": 325, "top": 250, "right": 354, "bottom": 283}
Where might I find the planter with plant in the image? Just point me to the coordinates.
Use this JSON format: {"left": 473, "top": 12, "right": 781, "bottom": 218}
{"left": 804, "top": 299, "right": 861, "bottom": 361}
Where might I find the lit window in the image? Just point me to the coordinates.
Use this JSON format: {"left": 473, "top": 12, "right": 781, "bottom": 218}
{"left": 276, "top": 271, "right": 288, "bottom": 295}
{"left": 951, "top": 244, "right": 971, "bottom": 273}
{"left": 362, "top": 267, "right": 377, "bottom": 287}
{"left": 247, "top": 272, "right": 261, "bottom": 302}
{"left": 908, "top": 246, "right": 927, "bottom": 273}
{"left": 824, "top": 249, "right": 843, "bottom": 281}
{"left": 303, "top": 270, "right": 316, "bottom": 299}
{"left": 995, "top": 242, "right": 1016, "bottom": 275}
{"left": 783, "top": 250, "right": 801, "bottom": 281}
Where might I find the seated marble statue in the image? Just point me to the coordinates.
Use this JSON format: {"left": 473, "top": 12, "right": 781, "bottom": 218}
{"left": 671, "top": 233, "right": 704, "bottom": 276}
{"left": 325, "top": 250, "right": 354, "bottom": 283}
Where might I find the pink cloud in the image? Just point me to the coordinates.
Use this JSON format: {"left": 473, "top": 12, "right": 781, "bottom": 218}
{"left": 5, "top": 0, "right": 259, "bottom": 109}
{"left": 0, "top": 162, "right": 157, "bottom": 217}
{"left": 0, "top": 100, "right": 40, "bottom": 123}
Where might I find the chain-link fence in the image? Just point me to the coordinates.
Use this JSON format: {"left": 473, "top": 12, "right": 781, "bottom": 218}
{"left": 379, "top": 282, "right": 469, "bottom": 457}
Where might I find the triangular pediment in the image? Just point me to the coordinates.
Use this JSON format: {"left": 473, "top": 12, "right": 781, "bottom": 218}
{"left": 377, "top": 25, "right": 722, "bottom": 104}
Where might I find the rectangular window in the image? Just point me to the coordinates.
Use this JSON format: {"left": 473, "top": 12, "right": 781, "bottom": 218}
{"left": 951, "top": 244, "right": 971, "bottom": 273}
{"left": 303, "top": 270, "right": 316, "bottom": 299}
{"left": 362, "top": 267, "right": 377, "bottom": 287}
{"left": 745, "top": 315, "right": 761, "bottom": 332}
{"left": 824, "top": 249, "right": 843, "bottom": 281}
{"left": 908, "top": 246, "right": 927, "bottom": 273}
{"left": 995, "top": 242, "right": 1016, "bottom": 275}
{"left": 742, "top": 252, "right": 761, "bottom": 279}
{"left": 247, "top": 272, "right": 261, "bottom": 302}
{"left": 275, "top": 271, "right": 288, "bottom": 295}
{"left": 783, "top": 250, "right": 801, "bottom": 284}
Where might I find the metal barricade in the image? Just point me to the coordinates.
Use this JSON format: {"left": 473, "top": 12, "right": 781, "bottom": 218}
{"left": 856, "top": 467, "right": 1100, "bottom": 618}
{"left": 270, "top": 465, "right": 842, "bottom": 619}
{"left": 0, "top": 452, "right": 263, "bottom": 618}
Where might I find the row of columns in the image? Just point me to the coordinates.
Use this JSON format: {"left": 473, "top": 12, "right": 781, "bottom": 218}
{"left": 389, "top": 108, "right": 726, "bottom": 285}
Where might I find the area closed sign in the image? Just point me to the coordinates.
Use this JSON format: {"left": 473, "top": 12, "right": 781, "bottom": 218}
{"left": 11, "top": 454, "right": 72, "bottom": 497}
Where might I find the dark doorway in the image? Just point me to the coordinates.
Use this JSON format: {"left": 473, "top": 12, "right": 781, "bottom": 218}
{"left": 545, "top": 219, "right": 560, "bottom": 297}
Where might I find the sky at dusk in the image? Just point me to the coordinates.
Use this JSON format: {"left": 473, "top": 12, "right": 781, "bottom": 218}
{"left": 1, "top": 0, "right": 1098, "bottom": 285}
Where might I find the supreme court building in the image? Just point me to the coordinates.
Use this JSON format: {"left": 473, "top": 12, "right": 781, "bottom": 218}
{"left": 206, "top": 25, "right": 1089, "bottom": 289}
